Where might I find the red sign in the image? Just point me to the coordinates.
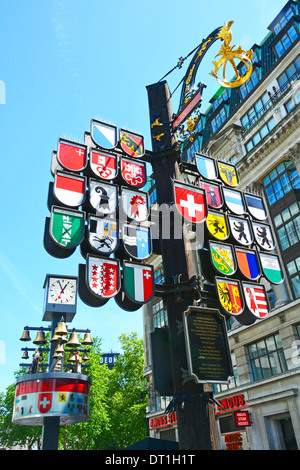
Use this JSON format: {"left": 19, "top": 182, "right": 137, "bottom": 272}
{"left": 216, "top": 393, "right": 246, "bottom": 413}
{"left": 234, "top": 410, "right": 251, "bottom": 427}
{"left": 57, "top": 139, "right": 87, "bottom": 172}
{"left": 149, "top": 412, "right": 177, "bottom": 430}
{"left": 224, "top": 432, "right": 243, "bottom": 450}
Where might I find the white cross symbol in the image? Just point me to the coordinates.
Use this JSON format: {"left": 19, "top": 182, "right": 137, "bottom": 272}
{"left": 179, "top": 193, "right": 204, "bottom": 218}
{"left": 144, "top": 271, "right": 151, "bottom": 279}
{"left": 76, "top": 148, "right": 84, "bottom": 156}
{"left": 40, "top": 396, "right": 51, "bottom": 409}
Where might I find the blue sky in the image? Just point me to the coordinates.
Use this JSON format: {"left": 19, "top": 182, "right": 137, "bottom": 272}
{"left": 0, "top": 0, "right": 286, "bottom": 393}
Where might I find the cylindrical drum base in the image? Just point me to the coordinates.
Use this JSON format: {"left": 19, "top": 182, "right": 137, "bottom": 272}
{"left": 12, "top": 372, "right": 91, "bottom": 426}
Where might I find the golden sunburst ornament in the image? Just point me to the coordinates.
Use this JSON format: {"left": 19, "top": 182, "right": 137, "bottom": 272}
{"left": 210, "top": 21, "right": 253, "bottom": 88}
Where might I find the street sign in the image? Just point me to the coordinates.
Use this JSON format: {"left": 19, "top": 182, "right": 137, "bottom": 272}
{"left": 183, "top": 306, "right": 233, "bottom": 384}
{"left": 234, "top": 410, "right": 251, "bottom": 428}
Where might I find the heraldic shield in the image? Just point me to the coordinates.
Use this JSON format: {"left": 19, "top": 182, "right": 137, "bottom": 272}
{"left": 122, "top": 223, "right": 151, "bottom": 260}
{"left": 57, "top": 138, "right": 87, "bottom": 172}
{"left": 206, "top": 210, "right": 229, "bottom": 241}
{"left": 199, "top": 181, "right": 223, "bottom": 209}
{"left": 121, "top": 187, "right": 149, "bottom": 222}
{"left": 252, "top": 221, "right": 275, "bottom": 251}
{"left": 121, "top": 157, "right": 146, "bottom": 188}
{"left": 242, "top": 281, "right": 270, "bottom": 319}
{"left": 89, "top": 180, "right": 118, "bottom": 215}
{"left": 228, "top": 215, "right": 253, "bottom": 247}
{"left": 215, "top": 277, "right": 244, "bottom": 316}
{"left": 209, "top": 241, "right": 236, "bottom": 276}
{"left": 50, "top": 206, "right": 85, "bottom": 248}
{"left": 119, "top": 129, "right": 144, "bottom": 158}
{"left": 54, "top": 171, "right": 86, "bottom": 207}
{"left": 88, "top": 215, "right": 119, "bottom": 254}
{"left": 89, "top": 149, "right": 118, "bottom": 180}
{"left": 195, "top": 154, "right": 217, "bottom": 181}
{"left": 86, "top": 255, "right": 120, "bottom": 298}
{"left": 91, "top": 119, "right": 117, "bottom": 150}
{"left": 173, "top": 181, "right": 207, "bottom": 224}
{"left": 123, "top": 261, "right": 154, "bottom": 304}
{"left": 217, "top": 161, "right": 239, "bottom": 187}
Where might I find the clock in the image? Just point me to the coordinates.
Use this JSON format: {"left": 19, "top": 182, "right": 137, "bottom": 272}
{"left": 43, "top": 274, "right": 78, "bottom": 321}
{"left": 48, "top": 278, "right": 76, "bottom": 304}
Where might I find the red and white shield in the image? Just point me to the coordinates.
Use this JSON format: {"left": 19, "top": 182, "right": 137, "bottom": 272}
{"left": 87, "top": 255, "right": 120, "bottom": 298}
{"left": 89, "top": 149, "right": 118, "bottom": 180}
{"left": 57, "top": 139, "right": 87, "bottom": 172}
{"left": 38, "top": 393, "right": 52, "bottom": 413}
{"left": 121, "top": 157, "right": 146, "bottom": 188}
{"left": 54, "top": 171, "right": 86, "bottom": 207}
{"left": 173, "top": 181, "right": 207, "bottom": 223}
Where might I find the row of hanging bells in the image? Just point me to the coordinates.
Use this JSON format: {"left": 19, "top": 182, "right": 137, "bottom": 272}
{"left": 20, "top": 322, "right": 93, "bottom": 347}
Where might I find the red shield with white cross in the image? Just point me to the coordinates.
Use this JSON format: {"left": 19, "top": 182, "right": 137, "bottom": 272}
{"left": 173, "top": 181, "right": 207, "bottom": 223}
{"left": 38, "top": 393, "right": 52, "bottom": 413}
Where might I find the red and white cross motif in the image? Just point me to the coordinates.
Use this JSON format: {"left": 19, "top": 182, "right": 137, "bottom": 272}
{"left": 38, "top": 393, "right": 52, "bottom": 413}
{"left": 174, "top": 182, "right": 207, "bottom": 223}
{"left": 88, "top": 257, "right": 119, "bottom": 298}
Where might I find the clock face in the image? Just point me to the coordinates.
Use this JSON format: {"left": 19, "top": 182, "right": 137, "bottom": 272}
{"left": 48, "top": 278, "right": 76, "bottom": 304}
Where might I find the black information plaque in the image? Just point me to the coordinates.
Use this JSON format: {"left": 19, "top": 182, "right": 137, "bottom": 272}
{"left": 183, "top": 306, "right": 233, "bottom": 384}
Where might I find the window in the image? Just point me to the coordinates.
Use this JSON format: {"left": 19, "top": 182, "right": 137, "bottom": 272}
{"left": 273, "top": 202, "right": 300, "bottom": 250}
{"left": 263, "top": 161, "right": 300, "bottom": 206}
{"left": 273, "top": 7, "right": 295, "bottom": 34}
{"left": 149, "top": 186, "right": 157, "bottom": 205}
{"left": 287, "top": 256, "right": 300, "bottom": 298}
{"left": 277, "top": 56, "right": 300, "bottom": 90}
{"left": 154, "top": 267, "right": 164, "bottom": 284}
{"left": 245, "top": 117, "right": 276, "bottom": 152}
{"left": 241, "top": 92, "right": 270, "bottom": 130}
{"left": 152, "top": 299, "right": 168, "bottom": 328}
{"left": 212, "top": 89, "right": 229, "bottom": 111}
{"left": 248, "top": 333, "right": 288, "bottom": 381}
{"left": 211, "top": 107, "right": 227, "bottom": 133}
{"left": 240, "top": 68, "right": 260, "bottom": 99}
{"left": 274, "top": 26, "right": 298, "bottom": 58}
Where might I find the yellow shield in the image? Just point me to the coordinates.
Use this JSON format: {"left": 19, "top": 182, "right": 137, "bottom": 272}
{"left": 206, "top": 211, "right": 228, "bottom": 240}
{"left": 217, "top": 162, "right": 238, "bottom": 187}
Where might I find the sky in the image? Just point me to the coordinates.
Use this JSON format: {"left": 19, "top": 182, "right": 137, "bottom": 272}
{"left": 0, "top": 0, "right": 287, "bottom": 394}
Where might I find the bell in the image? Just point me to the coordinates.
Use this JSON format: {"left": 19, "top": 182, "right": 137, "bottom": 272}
{"left": 55, "top": 343, "right": 65, "bottom": 354}
{"left": 51, "top": 327, "right": 62, "bottom": 343}
{"left": 55, "top": 321, "right": 68, "bottom": 336}
{"left": 22, "top": 350, "right": 29, "bottom": 359}
{"left": 33, "top": 329, "right": 47, "bottom": 345}
{"left": 82, "top": 352, "right": 89, "bottom": 361}
{"left": 20, "top": 329, "right": 31, "bottom": 341}
{"left": 66, "top": 330, "right": 81, "bottom": 348}
{"left": 67, "top": 351, "right": 76, "bottom": 362}
{"left": 82, "top": 331, "right": 93, "bottom": 345}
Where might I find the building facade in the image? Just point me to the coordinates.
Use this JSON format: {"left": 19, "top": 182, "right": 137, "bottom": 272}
{"left": 143, "top": 0, "right": 300, "bottom": 450}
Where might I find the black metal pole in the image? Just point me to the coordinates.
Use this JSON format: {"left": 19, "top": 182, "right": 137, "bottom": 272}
{"left": 146, "top": 81, "right": 212, "bottom": 450}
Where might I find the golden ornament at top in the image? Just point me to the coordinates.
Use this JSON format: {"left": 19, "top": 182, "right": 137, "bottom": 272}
{"left": 210, "top": 21, "right": 253, "bottom": 88}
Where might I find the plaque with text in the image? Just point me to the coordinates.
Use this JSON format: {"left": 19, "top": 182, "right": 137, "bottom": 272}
{"left": 183, "top": 307, "right": 233, "bottom": 384}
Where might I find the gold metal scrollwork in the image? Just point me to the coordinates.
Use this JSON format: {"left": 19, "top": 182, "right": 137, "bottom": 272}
{"left": 210, "top": 21, "right": 253, "bottom": 88}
